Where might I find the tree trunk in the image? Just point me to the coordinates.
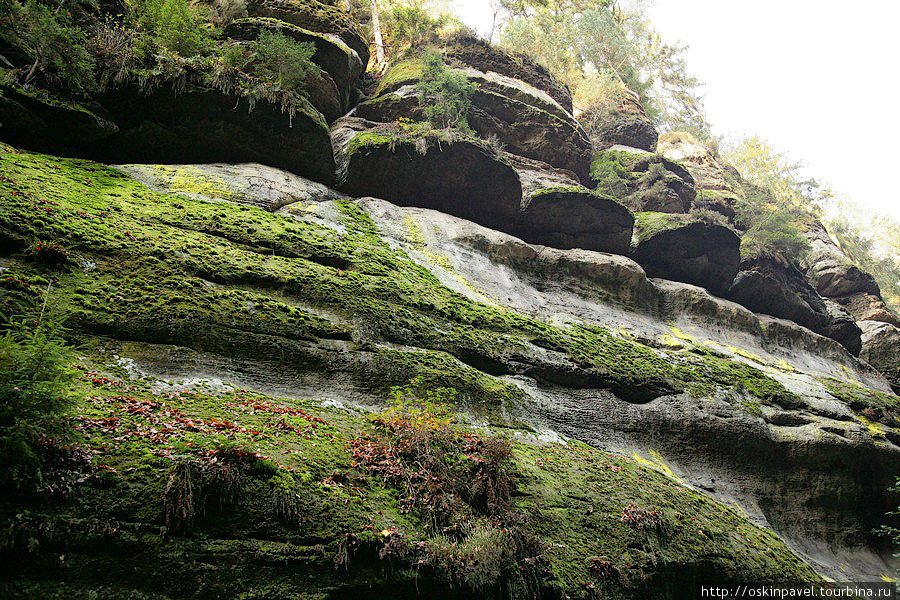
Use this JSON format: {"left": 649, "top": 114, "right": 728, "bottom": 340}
{"left": 371, "top": 0, "right": 385, "bottom": 68}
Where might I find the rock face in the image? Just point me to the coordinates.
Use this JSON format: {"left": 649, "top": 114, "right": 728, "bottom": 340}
{"left": 657, "top": 131, "right": 741, "bottom": 221}
{"left": 508, "top": 154, "right": 634, "bottom": 254}
{"left": 0, "top": 85, "right": 118, "bottom": 153}
{"left": 358, "top": 55, "right": 592, "bottom": 181}
{"left": 859, "top": 320, "right": 900, "bottom": 393}
{"left": 580, "top": 95, "right": 659, "bottom": 152}
{"left": 442, "top": 34, "right": 573, "bottom": 113}
{"left": 727, "top": 255, "right": 863, "bottom": 355}
{"left": 801, "top": 219, "right": 900, "bottom": 326}
{"left": 631, "top": 212, "right": 741, "bottom": 296}
{"left": 332, "top": 117, "right": 522, "bottom": 230}
{"left": 1, "top": 147, "right": 898, "bottom": 595}
{"left": 0, "top": 2, "right": 363, "bottom": 184}
{"left": 591, "top": 146, "right": 696, "bottom": 213}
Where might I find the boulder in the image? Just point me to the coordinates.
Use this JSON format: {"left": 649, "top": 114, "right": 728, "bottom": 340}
{"left": 859, "top": 320, "right": 900, "bottom": 393}
{"left": 332, "top": 117, "right": 522, "bottom": 231}
{"left": 579, "top": 96, "right": 658, "bottom": 152}
{"left": 239, "top": 0, "right": 369, "bottom": 66}
{"left": 631, "top": 212, "right": 740, "bottom": 296}
{"left": 225, "top": 17, "right": 363, "bottom": 113}
{"left": 727, "top": 255, "right": 863, "bottom": 355}
{"left": 591, "top": 146, "right": 696, "bottom": 213}
{"left": 360, "top": 58, "right": 591, "bottom": 180}
{"left": 117, "top": 162, "right": 345, "bottom": 211}
{"left": 0, "top": 84, "right": 118, "bottom": 155}
{"left": 441, "top": 34, "right": 573, "bottom": 113}
{"left": 88, "top": 82, "right": 336, "bottom": 185}
{"left": 507, "top": 154, "right": 633, "bottom": 254}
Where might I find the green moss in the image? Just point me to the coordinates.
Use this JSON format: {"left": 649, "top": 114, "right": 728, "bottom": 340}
{"left": 632, "top": 211, "right": 693, "bottom": 242}
{"left": 376, "top": 54, "right": 427, "bottom": 95}
{"left": 589, "top": 149, "right": 644, "bottom": 197}
{"left": 820, "top": 377, "right": 899, "bottom": 428}
{"left": 0, "top": 358, "right": 818, "bottom": 598}
{"left": 529, "top": 185, "right": 588, "bottom": 200}
{"left": 0, "top": 146, "right": 825, "bottom": 424}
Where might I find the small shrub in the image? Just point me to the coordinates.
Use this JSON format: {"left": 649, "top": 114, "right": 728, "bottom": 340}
{"left": 163, "top": 445, "right": 256, "bottom": 532}
{"left": 0, "top": 296, "right": 76, "bottom": 489}
{"left": 29, "top": 240, "right": 69, "bottom": 268}
{"left": 89, "top": 17, "right": 141, "bottom": 89}
{"left": 137, "top": 0, "right": 213, "bottom": 57}
{"left": 416, "top": 50, "right": 474, "bottom": 132}
{"left": 387, "top": 6, "right": 446, "bottom": 49}
{"left": 251, "top": 29, "right": 319, "bottom": 93}
{"left": 425, "top": 522, "right": 514, "bottom": 594}
{"left": 690, "top": 207, "right": 729, "bottom": 227}
{"left": 620, "top": 503, "right": 665, "bottom": 533}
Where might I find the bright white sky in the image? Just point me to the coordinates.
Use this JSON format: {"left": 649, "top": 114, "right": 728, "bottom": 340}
{"left": 452, "top": 0, "right": 900, "bottom": 223}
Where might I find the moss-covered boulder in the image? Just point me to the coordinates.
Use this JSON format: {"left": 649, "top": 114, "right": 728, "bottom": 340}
{"left": 0, "top": 84, "right": 118, "bottom": 154}
{"left": 591, "top": 146, "right": 696, "bottom": 213}
{"left": 859, "top": 320, "right": 900, "bottom": 393}
{"left": 358, "top": 55, "right": 592, "bottom": 180}
{"left": 727, "top": 255, "right": 863, "bottom": 355}
{"left": 332, "top": 117, "right": 522, "bottom": 231}
{"left": 580, "top": 96, "right": 659, "bottom": 152}
{"left": 631, "top": 212, "right": 740, "bottom": 295}
{"left": 509, "top": 154, "right": 634, "bottom": 253}
{"left": 239, "top": 0, "right": 369, "bottom": 66}
{"left": 225, "top": 17, "right": 363, "bottom": 113}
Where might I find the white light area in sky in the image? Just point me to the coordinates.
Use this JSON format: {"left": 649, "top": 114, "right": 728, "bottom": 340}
{"left": 451, "top": 0, "right": 900, "bottom": 224}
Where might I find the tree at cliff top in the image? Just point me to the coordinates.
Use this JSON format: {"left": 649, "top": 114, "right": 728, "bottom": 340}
{"left": 497, "top": 0, "right": 711, "bottom": 138}
{"left": 827, "top": 207, "right": 900, "bottom": 313}
{"left": 723, "top": 135, "right": 900, "bottom": 305}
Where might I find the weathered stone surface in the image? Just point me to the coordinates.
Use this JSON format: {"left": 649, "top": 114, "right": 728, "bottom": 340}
{"left": 332, "top": 117, "right": 521, "bottom": 230}
{"left": 0, "top": 84, "right": 118, "bottom": 154}
{"left": 631, "top": 212, "right": 740, "bottom": 296}
{"left": 239, "top": 0, "right": 369, "bottom": 66}
{"left": 859, "top": 320, "right": 900, "bottom": 393}
{"left": 507, "top": 154, "right": 634, "bottom": 254}
{"left": 442, "top": 33, "right": 573, "bottom": 113}
{"left": 358, "top": 61, "right": 592, "bottom": 180}
{"left": 225, "top": 17, "right": 363, "bottom": 113}
{"left": 727, "top": 255, "right": 863, "bottom": 355}
{"left": 580, "top": 96, "right": 658, "bottom": 152}
{"left": 116, "top": 162, "right": 345, "bottom": 211}
{"left": 591, "top": 146, "right": 696, "bottom": 213}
